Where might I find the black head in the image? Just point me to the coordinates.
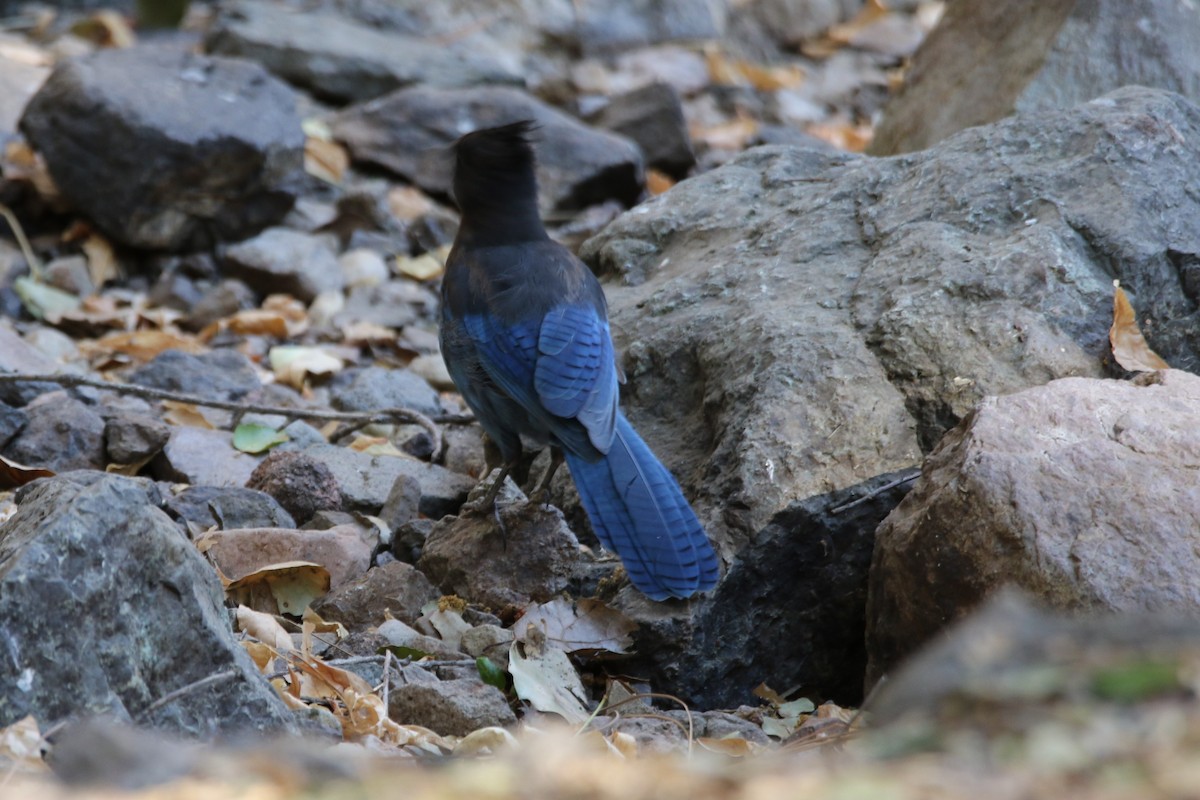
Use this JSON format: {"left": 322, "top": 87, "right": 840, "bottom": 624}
{"left": 451, "top": 121, "right": 547, "bottom": 243}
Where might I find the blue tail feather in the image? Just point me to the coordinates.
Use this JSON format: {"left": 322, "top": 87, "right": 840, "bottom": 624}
{"left": 565, "top": 414, "right": 720, "bottom": 600}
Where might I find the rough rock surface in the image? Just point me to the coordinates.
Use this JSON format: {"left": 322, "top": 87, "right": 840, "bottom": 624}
{"left": 162, "top": 485, "right": 296, "bottom": 532}
{"left": 388, "top": 677, "right": 516, "bottom": 737}
{"left": 3, "top": 393, "right": 105, "bottom": 472}
{"left": 153, "top": 427, "right": 263, "bottom": 487}
{"left": 869, "top": 0, "right": 1200, "bottom": 155}
{"left": 329, "top": 366, "right": 442, "bottom": 417}
{"left": 418, "top": 486, "right": 591, "bottom": 609}
{"left": 588, "top": 82, "right": 696, "bottom": 178}
{"left": 622, "top": 470, "right": 915, "bottom": 709}
{"left": 245, "top": 449, "right": 341, "bottom": 526}
{"left": 221, "top": 228, "right": 344, "bottom": 303}
{"left": 312, "top": 560, "right": 440, "bottom": 630}
{"left": 0, "top": 473, "right": 294, "bottom": 736}
{"left": 19, "top": 44, "right": 304, "bottom": 250}
{"left": 331, "top": 85, "right": 644, "bottom": 212}
{"left": 866, "top": 371, "right": 1200, "bottom": 686}
{"left": 298, "top": 442, "right": 474, "bottom": 518}
{"left": 206, "top": 0, "right": 522, "bottom": 103}
{"left": 580, "top": 87, "right": 1200, "bottom": 559}
{"left": 105, "top": 411, "right": 171, "bottom": 465}
{"left": 129, "top": 349, "right": 261, "bottom": 402}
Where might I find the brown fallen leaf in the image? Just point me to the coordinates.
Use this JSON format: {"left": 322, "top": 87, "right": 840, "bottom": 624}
{"left": 807, "top": 119, "right": 874, "bottom": 152}
{"left": 227, "top": 561, "right": 332, "bottom": 616}
{"left": 1110, "top": 281, "right": 1169, "bottom": 372}
{"left": 305, "top": 137, "right": 349, "bottom": 185}
{"left": 236, "top": 605, "right": 294, "bottom": 652}
{"left": 80, "top": 329, "right": 206, "bottom": 363}
{"left": 0, "top": 454, "right": 54, "bottom": 490}
{"left": 802, "top": 0, "right": 890, "bottom": 57}
{"left": 161, "top": 400, "right": 216, "bottom": 429}
{"left": 70, "top": 9, "right": 136, "bottom": 48}
{"left": 387, "top": 185, "right": 436, "bottom": 222}
{"left": 705, "top": 44, "right": 805, "bottom": 91}
{"left": 646, "top": 169, "right": 676, "bottom": 196}
{"left": 269, "top": 345, "right": 344, "bottom": 389}
{"left": 691, "top": 113, "right": 759, "bottom": 152}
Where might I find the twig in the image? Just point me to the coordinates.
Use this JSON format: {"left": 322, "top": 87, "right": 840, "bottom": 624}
{"left": 0, "top": 202, "right": 42, "bottom": 279}
{"left": 583, "top": 691, "right": 696, "bottom": 755}
{"left": 0, "top": 371, "right": 474, "bottom": 462}
{"left": 829, "top": 469, "right": 920, "bottom": 515}
{"left": 382, "top": 649, "right": 392, "bottom": 717}
{"left": 140, "top": 670, "right": 237, "bottom": 718}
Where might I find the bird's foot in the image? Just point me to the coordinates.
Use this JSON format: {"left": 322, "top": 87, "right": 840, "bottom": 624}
{"left": 460, "top": 464, "right": 515, "bottom": 547}
{"left": 527, "top": 448, "right": 564, "bottom": 508}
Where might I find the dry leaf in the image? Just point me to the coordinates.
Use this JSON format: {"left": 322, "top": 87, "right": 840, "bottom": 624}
{"left": 305, "top": 137, "right": 349, "bottom": 185}
{"left": 509, "top": 629, "right": 591, "bottom": 724}
{"left": 0, "top": 716, "right": 47, "bottom": 774}
{"left": 1110, "top": 281, "right": 1169, "bottom": 372}
{"left": 236, "top": 605, "right": 294, "bottom": 652}
{"left": 705, "top": 45, "right": 805, "bottom": 91}
{"left": 697, "top": 736, "right": 763, "bottom": 757}
{"left": 81, "top": 233, "right": 119, "bottom": 288}
{"left": 646, "top": 169, "right": 676, "bottom": 196}
{"left": 0, "top": 454, "right": 54, "bottom": 490}
{"left": 269, "top": 345, "right": 344, "bottom": 389}
{"left": 2, "top": 141, "right": 60, "bottom": 205}
{"left": 807, "top": 120, "right": 874, "bottom": 152}
{"left": 395, "top": 252, "right": 445, "bottom": 281}
{"left": 514, "top": 598, "right": 636, "bottom": 655}
{"left": 347, "top": 435, "right": 407, "bottom": 458}
{"left": 161, "top": 400, "right": 216, "bottom": 429}
{"left": 691, "top": 114, "right": 759, "bottom": 151}
{"left": 81, "top": 329, "right": 205, "bottom": 363}
{"left": 71, "top": 10, "right": 136, "bottom": 48}
{"left": 803, "top": 0, "right": 890, "bottom": 57}
{"left": 227, "top": 561, "right": 332, "bottom": 616}
{"left": 387, "top": 185, "right": 436, "bottom": 222}
{"left": 454, "top": 726, "right": 519, "bottom": 756}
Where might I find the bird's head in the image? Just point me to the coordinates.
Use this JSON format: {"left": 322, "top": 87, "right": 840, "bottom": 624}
{"left": 451, "top": 120, "right": 542, "bottom": 226}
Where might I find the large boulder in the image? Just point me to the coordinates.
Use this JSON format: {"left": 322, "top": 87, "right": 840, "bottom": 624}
{"left": 0, "top": 473, "right": 294, "bottom": 736}
{"left": 331, "top": 85, "right": 644, "bottom": 212}
{"left": 581, "top": 86, "right": 1200, "bottom": 556}
{"left": 205, "top": 0, "right": 521, "bottom": 103}
{"left": 866, "top": 371, "right": 1200, "bottom": 686}
{"left": 869, "top": 0, "right": 1200, "bottom": 155}
{"left": 19, "top": 44, "right": 304, "bottom": 251}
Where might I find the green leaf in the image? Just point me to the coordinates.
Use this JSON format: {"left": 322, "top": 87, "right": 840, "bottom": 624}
{"left": 232, "top": 423, "right": 289, "bottom": 454}
{"left": 1091, "top": 660, "right": 1181, "bottom": 702}
{"left": 13, "top": 277, "right": 80, "bottom": 321}
{"left": 377, "top": 645, "right": 430, "bottom": 661}
{"left": 476, "top": 656, "right": 507, "bottom": 691}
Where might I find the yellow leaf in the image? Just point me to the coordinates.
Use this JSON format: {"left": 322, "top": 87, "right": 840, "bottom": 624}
{"left": 395, "top": 252, "right": 445, "bottom": 282}
{"left": 269, "top": 345, "right": 344, "bottom": 389}
{"left": 1110, "top": 281, "right": 1169, "bottom": 372}
{"left": 305, "top": 137, "right": 349, "bottom": 185}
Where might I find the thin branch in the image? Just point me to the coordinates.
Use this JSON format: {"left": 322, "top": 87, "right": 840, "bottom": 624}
{"left": 0, "top": 371, "right": 475, "bottom": 462}
{"left": 829, "top": 469, "right": 920, "bottom": 515}
{"left": 140, "top": 670, "right": 238, "bottom": 718}
{"left": 0, "top": 202, "right": 42, "bottom": 280}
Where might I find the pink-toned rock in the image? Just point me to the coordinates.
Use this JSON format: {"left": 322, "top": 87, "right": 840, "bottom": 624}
{"left": 867, "top": 371, "right": 1200, "bottom": 686}
{"left": 204, "top": 524, "right": 372, "bottom": 589}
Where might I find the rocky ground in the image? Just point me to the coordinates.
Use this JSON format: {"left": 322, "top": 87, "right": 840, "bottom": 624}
{"left": 0, "top": 0, "right": 1199, "bottom": 795}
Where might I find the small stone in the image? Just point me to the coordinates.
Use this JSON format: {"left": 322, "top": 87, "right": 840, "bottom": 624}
{"left": 4, "top": 392, "right": 105, "bottom": 472}
{"left": 406, "top": 354, "right": 454, "bottom": 392}
{"left": 338, "top": 249, "right": 390, "bottom": 289}
{"left": 311, "top": 560, "right": 439, "bottom": 630}
{"left": 589, "top": 82, "right": 695, "bottom": 179}
{"left": 129, "top": 349, "right": 260, "bottom": 402}
{"left": 379, "top": 474, "right": 422, "bottom": 532}
{"left": 43, "top": 255, "right": 95, "bottom": 297}
{"left": 104, "top": 412, "right": 170, "bottom": 464}
{"left": 152, "top": 427, "right": 263, "bottom": 487}
{"left": 222, "top": 228, "right": 344, "bottom": 303}
{"left": 245, "top": 450, "right": 342, "bottom": 526}
{"left": 388, "top": 677, "right": 515, "bottom": 737}
{"left": 0, "top": 402, "right": 27, "bottom": 449}
{"left": 183, "top": 279, "right": 256, "bottom": 332}
{"left": 163, "top": 486, "right": 297, "bottom": 533}
{"left": 203, "top": 524, "right": 373, "bottom": 590}
{"left": 300, "top": 442, "right": 474, "bottom": 518}
{"left": 460, "top": 624, "right": 514, "bottom": 669}
{"left": 329, "top": 366, "right": 441, "bottom": 417}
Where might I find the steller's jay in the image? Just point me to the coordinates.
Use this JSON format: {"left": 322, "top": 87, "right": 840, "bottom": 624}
{"left": 439, "top": 121, "right": 720, "bottom": 600}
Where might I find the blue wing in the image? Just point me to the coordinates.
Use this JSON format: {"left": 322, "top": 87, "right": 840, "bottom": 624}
{"left": 461, "top": 302, "right": 618, "bottom": 457}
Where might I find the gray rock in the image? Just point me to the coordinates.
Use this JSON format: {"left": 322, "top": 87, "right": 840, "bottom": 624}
{"left": 19, "top": 44, "right": 304, "bottom": 250}
{"left": 741, "top": 0, "right": 862, "bottom": 47}
{"left": 312, "top": 560, "right": 440, "bottom": 630}
{"left": 0, "top": 324, "right": 62, "bottom": 406}
{"left": 43, "top": 255, "right": 94, "bottom": 297}
{"left": 866, "top": 371, "right": 1200, "bottom": 687}
{"left": 163, "top": 485, "right": 297, "bottom": 532}
{"left": 596, "top": 710, "right": 770, "bottom": 754}
{"left": 205, "top": 0, "right": 522, "bottom": 103}
{"left": 129, "top": 349, "right": 261, "bottom": 402}
{"left": 331, "top": 85, "right": 644, "bottom": 212}
{"left": 329, "top": 366, "right": 441, "bottom": 417}
{"left": 580, "top": 87, "right": 1200, "bottom": 560}
{"left": 0, "top": 401, "right": 27, "bottom": 449}
{"left": 460, "top": 624, "right": 514, "bottom": 669}
{"left": 0, "top": 45, "right": 49, "bottom": 138}
{"left": 867, "top": 590, "right": 1200, "bottom": 729}
{"left": 245, "top": 449, "right": 341, "bottom": 525}
{"left": 105, "top": 412, "right": 171, "bottom": 464}
{"left": 153, "top": 427, "right": 263, "bottom": 487}
{"left": 379, "top": 474, "right": 422, "bottom": 532}
{"left": 182, "top": 279, "right": 256, "bottom": 332}
{"left": 221, "top": 228, "right": 344, "bottom": 303}
{"left": 870, "top": 0, "right": 1200, "bottom": 155}
{"left": 418, "top": 485, "right": 587, "bottom": 608}
{"left": 331, "top": 281, "right": 433, "bottom": 331}
{"left": 588, "top": 82, "right": 696, "bottom": 179}
{"left": 4, "top": 393, "right": 106, "bottom": 472}
{"left": 622, "top": 470, "right": 915, "bottom": 710}
{"left": 0, "top": 473, "right": 294, "bottom": 736}
{"left": 388, "top": 676, "right": 515, "bottom": 736}
{"left": 570, "top": 0, "right": 727, "bottom": 57}
{"left": 299, "top": 442, "right": 473, "bottom": 518}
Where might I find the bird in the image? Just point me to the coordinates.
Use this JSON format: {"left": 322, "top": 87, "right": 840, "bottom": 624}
{"left": 439, "top": 120, "right": 720, "bottom": 601}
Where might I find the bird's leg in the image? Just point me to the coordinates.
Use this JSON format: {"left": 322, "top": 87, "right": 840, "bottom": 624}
{"left": 460, "top": 462, "right": 517, "bottom": 545}
{"left": 528, "top": 447, "right": 565, "bottom": 506}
